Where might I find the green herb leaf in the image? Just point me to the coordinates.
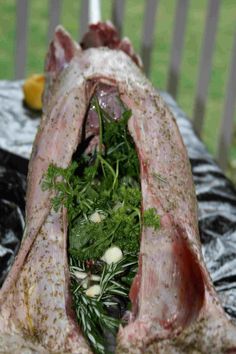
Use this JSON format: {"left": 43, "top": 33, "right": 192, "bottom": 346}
{"left": 143, "top": 208, "right": 160, "bottom": 230}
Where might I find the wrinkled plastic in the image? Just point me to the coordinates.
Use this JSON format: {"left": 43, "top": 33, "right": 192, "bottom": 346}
{"left": 0, "top": 81, "right": 236, "bottom": 320}
{"left": 0, "top": 165, "right": 26, "bottom": 286}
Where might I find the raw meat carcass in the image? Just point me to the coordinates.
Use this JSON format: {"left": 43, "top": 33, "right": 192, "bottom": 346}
{"left": 0, "top": 23, "right": 236, "bottom": 354}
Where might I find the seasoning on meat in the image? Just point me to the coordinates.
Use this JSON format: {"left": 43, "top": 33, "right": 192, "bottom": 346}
{"left": 1, "top": 22, "right": 236, "bottom": 354}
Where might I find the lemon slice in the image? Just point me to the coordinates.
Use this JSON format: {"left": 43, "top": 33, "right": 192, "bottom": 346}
{"left": 22, "top": 74, "right": 45, "bottom": 110}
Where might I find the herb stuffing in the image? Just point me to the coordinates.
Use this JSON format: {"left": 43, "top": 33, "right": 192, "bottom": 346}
{"left": 42, "top": 96, "right": 160, "bottom": 353}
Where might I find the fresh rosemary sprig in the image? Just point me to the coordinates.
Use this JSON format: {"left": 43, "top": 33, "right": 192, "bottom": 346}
{"left": 98, "top": 256, "right": 138, "bottom": 302}
{"left": 70, "top": 255, "right": 138, "bottom": 354}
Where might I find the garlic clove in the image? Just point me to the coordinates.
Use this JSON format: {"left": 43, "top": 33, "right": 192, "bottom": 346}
{"left": 89, "top": 211, "right": 106, "bottom": 223}
{"left": 85, "top": 284, "right": 101, "bottom": 297}
{"left": 101, "top": 246, "right": 123, "bottom": 265}
{"left": 82, "top": 279, "right": 88, "bottom": 289}
{"left": 91, "top": 274, "right": 101, "bottom": 282}
{"left": 74, "top": 271, "right": 87, "bottom": 280}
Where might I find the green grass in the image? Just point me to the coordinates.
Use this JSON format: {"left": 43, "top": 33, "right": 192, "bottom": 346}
{"left": 0, "top": 0, "right": 235, "bottom": 168}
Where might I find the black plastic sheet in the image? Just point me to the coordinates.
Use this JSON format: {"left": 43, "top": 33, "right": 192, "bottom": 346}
{"left": 1, "top": 81, "right": 236, "bottom": 320}
{"left": 0, "top": 166, "right": 26, "bottom": 286}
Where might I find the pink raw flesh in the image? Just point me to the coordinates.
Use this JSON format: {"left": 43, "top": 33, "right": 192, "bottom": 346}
{"left": 0, "top": 23, "right": 236, "bottom": 354}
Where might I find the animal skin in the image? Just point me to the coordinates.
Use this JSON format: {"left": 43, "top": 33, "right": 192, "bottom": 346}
{"left": 0, "top": 23, "right": 236, "bottom": 354}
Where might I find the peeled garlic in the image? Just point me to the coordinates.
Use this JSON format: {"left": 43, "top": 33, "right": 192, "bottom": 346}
{"left": 82, "top": 279, "right": 88, "bottom": 289}
{"left": 89, "top": 211, "right": 105, "bottom": 223}
{"left": 91, "top": 274, "right": 101, "bottom": 282}
{"left": 101, "top": 246, "right": 123, "bottom": 265}
{"left": 85, "top": 284, "right": 101, "bottom": 297}
{"left": 74, "top": 271, "right": 87, "bottom": 280}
